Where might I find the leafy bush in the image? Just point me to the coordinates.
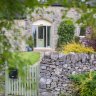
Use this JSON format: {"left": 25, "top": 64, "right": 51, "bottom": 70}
{"left": 70, "top": 71, "right": 96, "bottom": 96}
{"left": 60, "top": 93, "right": 66, "bottom": 96}
{"left": 62, "top": 42, "right": 94, "bottom": 54}
{"left": 57, "top": 20, "right": 75, "bottom": 47}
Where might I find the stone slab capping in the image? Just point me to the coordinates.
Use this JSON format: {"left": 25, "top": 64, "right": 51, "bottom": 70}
{"left": 39, "top": 52, "right": 96, "bottom": 96}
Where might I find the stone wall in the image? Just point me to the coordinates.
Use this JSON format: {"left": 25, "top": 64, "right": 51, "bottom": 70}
{"left": 39, "top": 52, "right": 96, "bottom": 96}
{"left": 30, "top": 7, "right": 81, "bottom": 49}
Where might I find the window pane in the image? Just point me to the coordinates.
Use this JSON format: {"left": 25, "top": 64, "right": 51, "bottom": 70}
{"left": 44, "top": 26, "right": 46, "bottom": 47}
{"left": 32, "top": 26, "right": 37, "bottom": 47}
{"left": 47, "top": 26, "right": 50, "bottom": 46}
{"left": 38, "top": 26, "right": 43, "bottom": 39}
{"left": 80, "top": 26, "right": 86, "bottom": 36}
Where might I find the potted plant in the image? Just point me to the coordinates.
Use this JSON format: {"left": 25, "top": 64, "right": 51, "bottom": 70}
{"left": 26, "top": 36, "right": 34, "bottom": 51}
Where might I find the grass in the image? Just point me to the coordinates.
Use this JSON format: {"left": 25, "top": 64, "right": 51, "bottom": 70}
{"left": 8, "top": 51, "right": 40, "bottom": 68}
{"left": 17, "top": 51, "right": 40, "bottom": 65}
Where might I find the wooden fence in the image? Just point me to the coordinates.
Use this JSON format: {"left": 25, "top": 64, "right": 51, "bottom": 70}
{"left": 5, "top": 63, "right": 39, "bottom": 96}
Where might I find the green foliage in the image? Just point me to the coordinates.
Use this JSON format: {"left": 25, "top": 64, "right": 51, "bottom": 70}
{"left": 0, "top": 0, "right": 59, "bottom": 19}
{"left": 77, "top": 8, "right": 96, "bottom": 27}
{"left": 60, "top": 93, "right": 66, "bottom": 96}
{"left": 7, "top": 52, "right": 40, "bottom": 80}
{"left": 70, "top": 71, "right": 96, "bottom": 96}
{"left": 0, "top": 32, "right": 11, "bottom": 66}
{"left": 26, "top": 36, "right": 34, "bottom": 48}
{"left": 0, "top": 83, "right": 4, "bottom": 93}
{"left": 8, "top": 52, "right": 40, "bottom": 68}
{"left": 77, "top": 8, "right": 96, "bottom": 40}
{"left": 0, "top": 0, "right": 25, "bottom": 19}
{"left": 57, "top": 20, "right": 75, "bottom": 47}
{"left": 0, "top": 0, "right": 59, "bottom": 88}
{"left": 70, "top": 72, "right": 89, "bottom": 85}
{"left": 0, "top": 0, "right": 57, "bottom": 66}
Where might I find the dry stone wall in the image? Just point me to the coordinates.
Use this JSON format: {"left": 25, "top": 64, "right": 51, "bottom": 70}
{"left": 39, "top": 52, "right": 96, "bottom": 96}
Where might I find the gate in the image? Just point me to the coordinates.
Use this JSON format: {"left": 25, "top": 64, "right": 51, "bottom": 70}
{"left": 5, "top": 63, "right": 39, "bottom": 96}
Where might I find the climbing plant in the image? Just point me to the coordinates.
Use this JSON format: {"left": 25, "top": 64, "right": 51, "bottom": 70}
{"left": 26, "top": 36, "right": 34, "bottom": 50}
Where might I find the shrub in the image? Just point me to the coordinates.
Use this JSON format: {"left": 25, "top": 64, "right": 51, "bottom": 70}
{"left": 26, "top": 36, "right": 33, "bottom": 48}
{"left": 62, "top": 42, "right": 94, "bottom": 54}
{"left": 74, "top": 36, "right": 80, "bottom": 43}
{"left": 60, "top": 93, "right": 66, "bottom": 96}
{"left": 70, "top": 71, "right": 96, "bottom": 96}
{"left": 57, "top": 20, "right": 75, "bottom": 47}
{"left": 84, "top": 38, "right": 96, "bottom": 51}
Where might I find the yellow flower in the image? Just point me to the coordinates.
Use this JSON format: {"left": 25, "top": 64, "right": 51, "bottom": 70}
{"left": 62, "top": 42, "right": 94, "bottom": 54}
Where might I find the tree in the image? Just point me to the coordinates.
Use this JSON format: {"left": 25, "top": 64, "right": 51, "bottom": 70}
{"left": 0, "top": 0, "right": 58, "bottom": 64}
{"left": 75, "top": 3, "right": 96, "bottom": 51}
{"left": 0, "top": 0, "right": 58, "bottom": 92}
{"left": 0, "top": 1, "right": 59, "bottom": 91}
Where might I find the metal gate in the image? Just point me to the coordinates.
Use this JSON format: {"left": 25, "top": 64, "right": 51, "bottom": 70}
{"left": 5, "top": 63, "right": 39, "bottom": 96}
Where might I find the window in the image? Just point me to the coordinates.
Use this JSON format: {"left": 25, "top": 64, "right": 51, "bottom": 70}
{"left": 38, "top": 26, "right": 43, "bottom": 39}
{"left": 44, "top": 26, "right": 46, "bottom": 47}
{"left": 80, "top": 26, "right": 86, "bottom": 36}
{"left": 32, "top": 26, "right": 37, "bottom": 47}
{"left": 47, "top": 26, "right": 50, "bottom": 46}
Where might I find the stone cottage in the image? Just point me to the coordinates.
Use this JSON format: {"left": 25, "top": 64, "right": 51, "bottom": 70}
{"left": 30, "top": 6, "right": 81, "bottom": 51}
{"left": 5, "top": 5, "right": 81, "bottom": 52}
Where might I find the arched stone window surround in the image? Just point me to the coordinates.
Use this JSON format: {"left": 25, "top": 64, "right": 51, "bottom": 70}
{"left": 32, "top": 19, "right": 52, "bottom": 26}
